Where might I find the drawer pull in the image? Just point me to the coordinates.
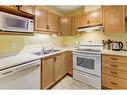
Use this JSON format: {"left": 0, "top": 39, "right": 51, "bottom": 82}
{"left": 110, "top": 64, "right": 118, "bottom": 67}
{"left": 110, "top": 71, "right": 118, "bottom": 74}
{"left": 110, "top": 57, "right": 118, "bottom": 60}
{"left": 110, "top": 82, "right": 118, "bottom": 85}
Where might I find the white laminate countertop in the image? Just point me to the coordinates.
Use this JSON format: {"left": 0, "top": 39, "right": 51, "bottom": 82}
{"left": 0, "top": 53, "right": 41, "bottom": 70}
{"left": 1, "top": 47, "right": 127, "bottom": 71}
{"left": 101, "top": 50, "right": 127, "bottom": 56}
{"left": 0, "top": 49, "right": 69, "bottom": 70}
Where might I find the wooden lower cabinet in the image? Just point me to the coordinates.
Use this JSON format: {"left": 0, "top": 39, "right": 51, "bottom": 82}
{"left": 66, "top": 51, "right": 73, "bottom": 76}
{"left": 41, "top": 56, "right": 54, "bottom": 89}
{"left": 102, "top": 74, "right": 127, "bottom": 89}
{"left": 41, "top": 52, "right": 67, "bottom": 89}
{"left": 102, "top": 54, "right": 127, "bottom": 89}
{"left": 54, "top": 53, "right": 66, "bottom": 82}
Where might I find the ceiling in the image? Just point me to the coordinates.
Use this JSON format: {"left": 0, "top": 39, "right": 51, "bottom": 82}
{"left": 47, "top": 5, "right": 83, "bottom": 14}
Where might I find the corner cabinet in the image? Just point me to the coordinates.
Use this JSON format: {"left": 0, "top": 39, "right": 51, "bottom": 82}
{"left": 60, "top": 16, "right": 72, "bottom": 36}
{"left": 102, "top": 6, "right": 125, "bottom": 32}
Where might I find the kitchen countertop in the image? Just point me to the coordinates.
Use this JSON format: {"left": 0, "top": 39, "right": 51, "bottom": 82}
{"left": 1, "top": 47, "right": 127, "bottom": 71}
{"left": 0, "top": 48, "right": 69, "bottom": 70}
{"left": 101, "top": 50, "right": 127, "bottom": 56}
{"left": 0, "top": 53, "right": 40, "bottom": 70}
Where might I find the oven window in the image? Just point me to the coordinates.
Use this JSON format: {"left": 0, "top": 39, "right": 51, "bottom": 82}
{"left": 77, "top": 57, "right": 94, "bottom": 70}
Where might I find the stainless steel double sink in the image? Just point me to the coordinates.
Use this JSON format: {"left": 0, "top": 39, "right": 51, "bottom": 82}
{"left": 33, "top": 49, "right": 61, "bottom": 56}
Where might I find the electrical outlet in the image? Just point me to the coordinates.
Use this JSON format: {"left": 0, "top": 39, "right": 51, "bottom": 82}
{"left": 10, "top": 41, "right": 16, "bottom": 49}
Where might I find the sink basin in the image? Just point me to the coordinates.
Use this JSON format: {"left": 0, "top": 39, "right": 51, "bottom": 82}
{"left": 45, "top": 49, "right": 61, "bottom": 53}
{"left": 32, "top": 49, "right": 61, "bottom": 56}
{"left": 33, "top": 51, "right": 50, "bottom": 56}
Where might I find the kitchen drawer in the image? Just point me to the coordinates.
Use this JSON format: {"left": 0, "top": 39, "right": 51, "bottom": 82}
{"left": 103, "top": 66, "right": 127, "bottom": 80}
{"left": 102, "top": 54, "right": 127, "bottom": 64}
{"left": 102, "top": 60, "right": 127, "bottom": 72}
{"left": 102, "top": 74, "right": 127, "bottom": 89}
{"left": 73, "top": 70, "right": 101, "bottom": 89}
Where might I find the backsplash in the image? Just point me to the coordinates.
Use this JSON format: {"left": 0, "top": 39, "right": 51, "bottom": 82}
{"left": 0, "top": 33, "right": 63, "bottom": 55}
{"left": 62, "top": 32, "right": 127, "bottom": 49}
{"left": 1, "top": 31, "right": 127, "bottom": 56}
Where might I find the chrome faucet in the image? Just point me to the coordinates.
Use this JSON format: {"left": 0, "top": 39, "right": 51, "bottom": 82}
{"left": 51, "top": 47, "right": 54, "bottom": 52}
{"left": 41, "top": 46, "right": 45, "bottom": 55}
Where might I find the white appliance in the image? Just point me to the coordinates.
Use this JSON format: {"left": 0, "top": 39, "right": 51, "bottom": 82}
{"left": 0, "top": 12, "right": 34, "bottom": 33}
{"left": 73, "top": 42, "right": 102, "bottom": 89}
{"left": 0, "top": 59, "right": 40, "bottom": 89}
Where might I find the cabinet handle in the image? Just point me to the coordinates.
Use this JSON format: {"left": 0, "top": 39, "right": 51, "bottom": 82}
{"left": 110, "top": 71, "right": 118, "bottom": 74}
{"left": 110, "top": 82, "right": 118, "bottom": 85}
{"left": 46, "top": 25, "right": 49, "bottom": 29}
{"left": 54, "top": 57, "right": 56, "bottom": 61}
{"left": 110, "top": 64, "right": 118, "bottom": 67}
{"left": 110, "top": 57, "right": 118, "bottom": 60}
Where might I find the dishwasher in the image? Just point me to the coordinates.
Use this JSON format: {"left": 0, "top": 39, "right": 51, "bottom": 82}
{"left": 0, "top": 59, "right": 41, "bottom": 89}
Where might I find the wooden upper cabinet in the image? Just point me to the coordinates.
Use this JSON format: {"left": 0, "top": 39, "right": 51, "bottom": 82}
{"left": 77, "top": 12, "right": 89, "bottom": 28}
{"left": 6, "top": 5, "right": 17, "bottom": 10}
{"left": 60, "top": 16, "right": 72, "bottom": 36}
{"left": 35, "top": 6, "right": 60, "bottom": 33}
{"left": 48, "top": 11, "right": 57, "bottom": 32}
{"left": 56, "top": 15, "right": 61, "bottom": 34}
{"left": 89, "top": 8, "right": 102, "bottom": 26}
{"left": 35, "top": 6, "right": 48, "bottom": 31}
{"left": 103, "top": 6, "right": 125, "bottom": 32}
{"left": 71, "top": 15, "right": 78, "bottom": 36}
{"left": 125, "top": 6, "right": 127, "bottom": 17}
{"left": 20, "top": 5, "right": 35, "bottom": 15}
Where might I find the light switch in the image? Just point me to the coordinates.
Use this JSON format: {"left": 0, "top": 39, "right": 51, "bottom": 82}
{"left": 10, "top": 41, "right": 16, "bottom": 49}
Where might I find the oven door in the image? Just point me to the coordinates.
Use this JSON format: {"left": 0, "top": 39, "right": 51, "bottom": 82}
{"left": 73, "top": 52, "right": 101, "bottom": 76}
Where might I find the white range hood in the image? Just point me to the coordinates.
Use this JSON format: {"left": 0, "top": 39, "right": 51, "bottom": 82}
{"left": 77, "top": 25, "right": 103, "bottom": 32}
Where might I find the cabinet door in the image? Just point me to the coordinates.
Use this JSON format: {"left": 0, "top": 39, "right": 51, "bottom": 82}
{"left": 60, "top": 17, "right": 72, "bottom": 36}
{"left": 125, "top": 6, "right": 127, "bottom": 17}
{"left": 54, "top": 55, "right": 62, "bottom": 82}
{"left": 61, "top": 53, "right": 66, "bottom": 76}
{"left": 20, "top": 5, "right": 35, "bottom": 15}
{"left": 35, "top": 6, "right": 48, "bottom": 31}
{"left": 77, "top": 12, "right": 89, "bottom": 28}
{"left": 66, "top": 51, "right": 73, "bottom": 75}
{"left": 54, "top": 53, "right": 66, "bottom": 82}
{"left": 71, "top": 15, "right": 78, "bottom": 36}
{"left": 56, "top": 15, "right": 61, "bottom": 35}
{"left": 48, "top": 11, "right": 57, "bottom": 32}
{"left": 103, "top": 6, "right": 125, "bottom": 32}
{"left": 41, "top": 57, "right": 54, "bottom": 89}
{"left": 89, "top": 8, "right": 102, "bottom": 26}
